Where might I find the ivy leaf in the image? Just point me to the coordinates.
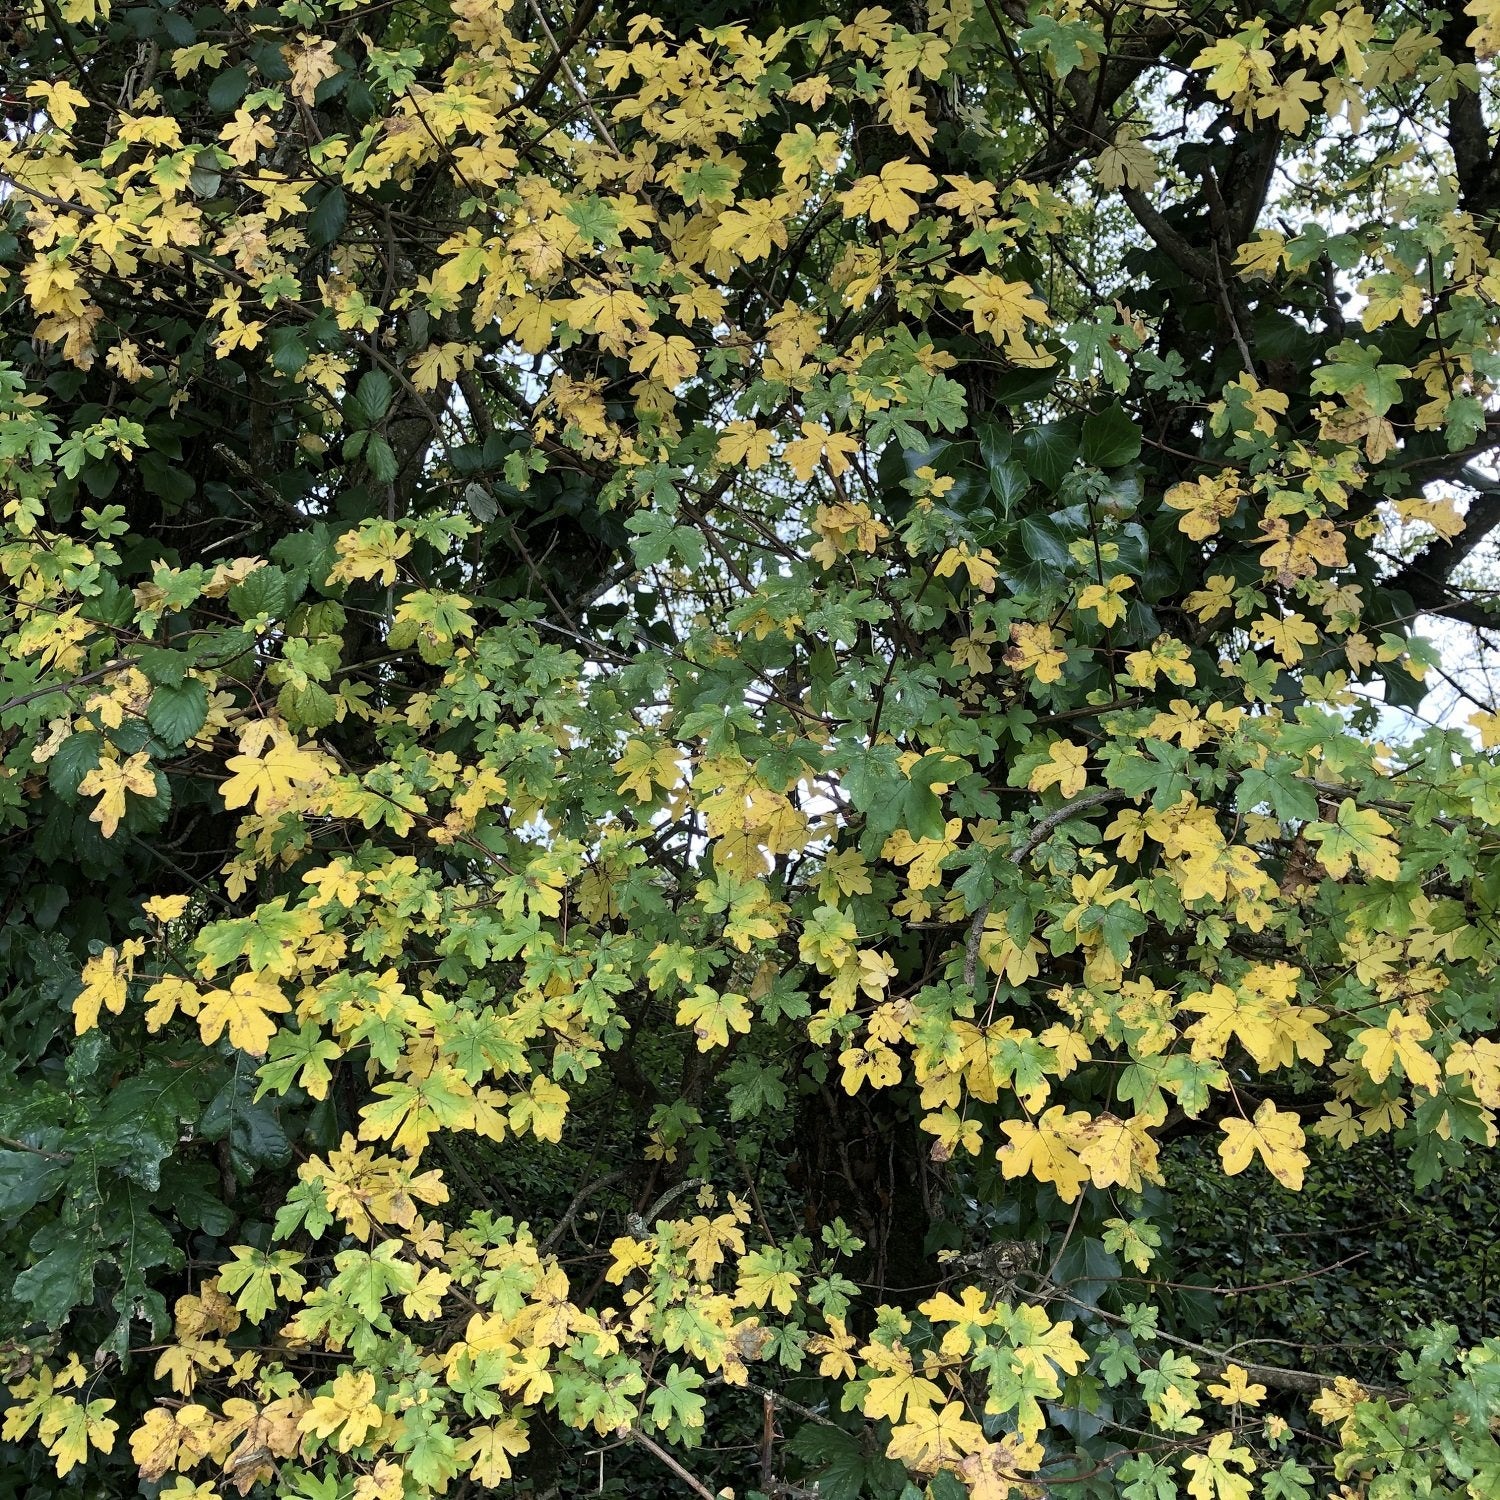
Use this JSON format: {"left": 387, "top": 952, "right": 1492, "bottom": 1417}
{"left": 1081, "top": 404, "right": 1142, "bottom": 467}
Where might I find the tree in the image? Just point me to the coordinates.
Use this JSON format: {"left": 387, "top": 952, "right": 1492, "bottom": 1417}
{"left": 3, "top": 0, "right": 1500, "bottom": 1495}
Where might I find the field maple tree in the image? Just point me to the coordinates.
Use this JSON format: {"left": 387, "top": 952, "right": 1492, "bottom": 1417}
{"left": 4, "top": 0, "right": 1500, "bottom": 1495}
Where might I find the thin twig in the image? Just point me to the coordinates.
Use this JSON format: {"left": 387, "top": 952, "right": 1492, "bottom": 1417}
{"left": 540, "top": 1168, "right": 626, "bottom": 1253}
{"left": 624, "top": 1426, "right": 719, "bottom": 1500}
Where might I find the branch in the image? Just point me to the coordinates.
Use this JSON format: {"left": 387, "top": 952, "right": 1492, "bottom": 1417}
{"left": 1119, "top": 187, "right": 1216, "bottom": 285}
{"left": 506, "top": 0, "right": 601, "bottom": 120}
{"left": 627, "top": 1176, "right": 707, "bottom": 1239}
{"left": 1440, "top": 8, "right": 1500, "bottom": 217}
{"left": 1385, "top": 466, "right": 1500, "bottom": 611}
{"left": 623, "top": 1427, "right": 719, "bottom": 1500}
{"left": 1075, "top": 1300, "right": 1403, "bottom": 1402}
{"left": 0, "top": 1135, "right": 71, "bottom": 1163}
{"left": 539, "top": 1169, "right": 626, "bottom": 1254}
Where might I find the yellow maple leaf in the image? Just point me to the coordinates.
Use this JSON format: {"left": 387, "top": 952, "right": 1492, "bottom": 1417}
{"left": 935, "top": 543, "right": 1000, "bottom": 592}
{"left": 78, "top": 750, "right": 157, "bottom": 838}
{"left": 1217, "top": 1100, "right": 1308, "bottom": 1190}
{"left": 221, "top": 727, "right": 332, "bottom": 814}
{"left": 1077, "top": 574, "right": 1133, "bottom": 625}
{"left": 1005, "top": 622, "right": 1068, "bottom": 683}
{"left": 219, "top": 107, "right": 275, "bottom": 164}
{"left": 1250, "top": 611, "right": 1320, "bottom": 665}
{"left": 1164, "top": 472, "right": 1241, "bottom": 540}
{"left": 862, "top": 1362, "right": 946, "bottom": 1425}
{"left": 808, "top": 1317, "right": 857, "bottom": 1379}
{"left": 1306, "top": 798, "right": 1400, "bottom": 881}
{"left": 785, "top": 422, "right": 859, "bottom": 482}
{"left": 37, "top": 1395, "right": 117, "bottom": 1478}
{"left": 628, "top": 331, "right": 700, "bottom": 386}
{"left": 72, "top": 940, "right": 145, "bottom": 1034}
{"left": 1207, "top": 1363, "right": 1267, "bottom": 1406}
{"left": 949, "top": 271, "right": 1050, "bottom": 345}
{"left": 456, "top": 1420, "right": 529, "bottom": 1484}
{"left": 613, "top": 738, "right": 683, "bottom": 801}
{"left": 1183, "top": 1430, "right": 1255, "bottom": 1500}
{"left": 676, "top": 986, "right": 753, "bottom": 1050}
{"left": 716, "top": 421, "right": 776, "bottom": 470}
{"left": 143, "top": 893, "right": 190, "bottom": 922}
{"left": 1029, "top": 740, "right": 1088, "bottom": 799}
{"left": 886, "top": 1400, "right": 986, "bottom": 1471}
{"left": 196, "top": 973, "right": 290, "bottom": 1057}
{"left": 1251, "top": 68, "right": 1321, "bottom": 133}
{"left": 997, "top": 1107, "right": 1091, "bottom": 1201}
{"left": 298, "top": 1368, "right": 382, "bottom": 1452}
{"left": 1353, "top": 1008, "right": 1440, "bottom": 1093}
{"left": 839, "top": 158, "right": 938, "bottom": 232}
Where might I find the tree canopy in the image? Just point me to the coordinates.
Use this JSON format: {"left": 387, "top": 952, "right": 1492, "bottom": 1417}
{"left": 5, "top": 0, "right": 1500, "bottom": 1495}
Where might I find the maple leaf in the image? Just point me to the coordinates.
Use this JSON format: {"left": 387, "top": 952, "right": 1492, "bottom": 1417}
{"left": 716, "top": 421, "right": 777, "bottom": 470}
{"left": 1251, "top": 611, "right": 1320, "bottom": 664}
{"left": 921, "top": 1107, "right": 983, "bottom": 1160}
{"left": 508, "top": 1077, "right": 569, "bottom": 1142}
{"left": 1235, "top": 231, "right": 1287, "bottom": 278}
{"left": 613, "top": 738, "right": 683, "bottom": 800}
{"left": 1208, "top": 1363, "right": 1267, "bottom": 1406}
{"left": 1077, "top": 574, "right": 1133, "bottom": 625}
{"left": 1164, "top": 472, "right": 1242, "bottom": 540}
{"left": 886, "top": 1401, "right": 987, "bottom": 1471}
{"left": 1306, "top": 799, "right": 1401, "bottom": 880}
{"left": 734, "top": 1248, "right": 801, "bottom": 1313}
{"left": 221, "top": 729, "right": 332, "bottom": 814}
{"left": 220, "top": 107, "right": 275, "bottom": 164}
{"left": 195, "top": 972, "right": 290, "bottom": 1056}
{"left": 456, "top": 1419, "right": 530, "bottom": 1483}
{"left": 839, "top": 158, "right": 937, "bottom": 231}
{"left": 1353, "top": 1009, "right": 1441, "bottom": 1093}
{"left": 808, "top": 1318, "right": 858, "bottom": 1378}
{"left": 38, "top": 1396, "right": 116, "bottom": 1478}
{"left": 1252, "top": 69, "right": 1321, "bottom": 133}
{"left": 1217, "top": 1100, "right": 1308, "bottom": 1190}
{"left": 1076, "top": 1112, "right": 1146, "bottom": 1189}
{"left": 862, "top": 1364, "right": 947, "bottom": 1424}
{"left": 72, "top": 940, "right": 144, "bottom": 1033}
{"left": 709, "top": 198, "right": 791, "bottom": 261}
{"left": 997, "top": 1107, "right": 1091, "bottom": 1201}
{"left": 676, "top": 1213, "right": 747, "bottom": 1279}
{"left": 1005, "top": 622, "right": 1068, "bottom": 683}
{"left": 950, "top": 271, "right": 1051, "bottom": 344}
{"left": 142, "top": 893, "right": 189, "bottom": 922}
{"left": 284, "top": 34, "right": 340, "bottom": 103}
{"left": 360, "top": 1070, "right": 474, "bottom": 1154}
{"left": 935, "top": 542, "right": 1000, "bottom": 592}
{"left": 1029, "top": 740, "right": 1089, "bottom": 798}
{"left": 676, "top": 985, "right": 753, "bottom": 1050}
{"left": 1095, "top": 132, "right": 1158, "bottom": 190}
{"left": 1183, "top": 1430, "right": 1256, "bottom": 1500}
{"left": 298, "top": 1368, "right": 383, "bottom": 1452}
{"left": 629, "top": 331, "right": 700, "bottom": 386}
{"left": 77, "top": 750, "right": 156, "bottom": 837}
{"left": 218, "top": 1246, "right": 306, "bottom": 1322}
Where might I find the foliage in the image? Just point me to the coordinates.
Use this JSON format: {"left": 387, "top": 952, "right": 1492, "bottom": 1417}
{"left": 3, "top": 0, "right": 1500, "bottom": 1495}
